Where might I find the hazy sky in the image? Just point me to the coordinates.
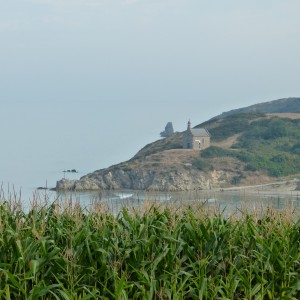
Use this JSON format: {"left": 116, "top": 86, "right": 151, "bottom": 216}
{"left": 1, "top": 0, "right": 300, "bottom": 194}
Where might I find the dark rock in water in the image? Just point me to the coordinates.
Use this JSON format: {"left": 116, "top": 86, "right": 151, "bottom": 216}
{"left": 63, "top": 169, "right": 78, "bottom": 174}
{"left": 37, "top": 187, "right": 48, "bottom": 190}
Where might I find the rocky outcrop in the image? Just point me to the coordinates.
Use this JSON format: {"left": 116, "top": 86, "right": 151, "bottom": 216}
{"left": 56, "top": 166, "right": 232, "bottom": 192}
{"left": 56, "top": 178, "right": 101, "bottom": 191}
{"left": 160, "top": 122, "right": 174, "bottom": 137}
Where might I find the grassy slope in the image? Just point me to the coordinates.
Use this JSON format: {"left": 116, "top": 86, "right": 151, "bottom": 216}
{"left": 131, "top": 112, "right": 300, "bottom": 181}
{"left": 132, "top": 132, "right": 184, "bottom": 160}
{"left": 211, "top": 97, "right": 300, "bottom": 120}
{"left": 198, "top": 113, "right": 300, "bottom": 177}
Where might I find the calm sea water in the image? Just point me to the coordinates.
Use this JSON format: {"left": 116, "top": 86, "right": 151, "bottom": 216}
{"left": 2, "top": 172, "right": 300, "bottom": 213}
{"left": 53, "top": 189, "right": 300, "bottom": 215}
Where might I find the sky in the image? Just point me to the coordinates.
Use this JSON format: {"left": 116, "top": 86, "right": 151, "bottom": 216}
{"left": 1, "top": 0, "right": 300, "bottom": 197}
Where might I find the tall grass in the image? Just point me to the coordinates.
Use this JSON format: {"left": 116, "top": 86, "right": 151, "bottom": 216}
{"left": 0, "top": 193, "right": 300, "bottom": 299}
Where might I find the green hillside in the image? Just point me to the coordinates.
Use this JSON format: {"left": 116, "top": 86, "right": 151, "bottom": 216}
{"left": 58, "top": 99, "right": 300, "bottom": 191}
{"left": 132, "top": 132, "right": 184, "bottom": 159}
{"left": 197, "top": 113, "right": 300, "bottom": 177}
{"left": 134, "top": 112, "right": 300, "bottom": 179}
{"left": 211, "top": 97, "right": 300, "bottom": 120}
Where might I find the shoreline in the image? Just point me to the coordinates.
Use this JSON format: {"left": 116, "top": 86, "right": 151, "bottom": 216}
{"left": 54, "top": 178, "right": 300, "bottom": 196}
{"left": 216, "top": 178, "right": 299, "bottom": 196}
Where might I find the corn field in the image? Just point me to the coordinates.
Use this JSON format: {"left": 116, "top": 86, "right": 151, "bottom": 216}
{"left": 0, "top": 197, "right": 300, "bottom": 299}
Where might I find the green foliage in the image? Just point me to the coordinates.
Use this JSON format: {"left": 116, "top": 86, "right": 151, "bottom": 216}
{"left": 193, "top": 159, "right": 212, "bottom": 171}
{"left": 244, "top": 164, "right": 257, "bottom": 171}
{"left": 1, "top": 202, "right": 300, "bottom": 299}
{"left": 291, "top": 143, "right": 300, "bottom": 155}
{"left": 201, "top": 146, "right": 233, "bottom": 158}
{"left": 231, "top": 174, "right": 246, "bottom": 184}
{"left": 206, "top": 113, "right": 265, "bottom": 142}
{"left": 231, "top": 117, "right": 300, "bottom": 176}
{"left": 236, "top": 118, "right": 300, "bottom": 144}
{"left": 199, "top": 116, "right": 300, "bottom": 177}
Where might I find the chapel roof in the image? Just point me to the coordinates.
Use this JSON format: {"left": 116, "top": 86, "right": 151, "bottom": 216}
{"left": 190, "top": 128, "right": 210, "bottom": 137}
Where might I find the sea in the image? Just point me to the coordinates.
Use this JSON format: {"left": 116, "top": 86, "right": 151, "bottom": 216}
{"left": 1, "top": 162, "right": 300, "bottom": 214}
{"left": 4, "top": 183, "right": 299, "bottom": 215}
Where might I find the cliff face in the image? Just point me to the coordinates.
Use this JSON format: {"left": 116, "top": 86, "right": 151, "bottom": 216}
{"left": 56, "top": 147, "right": 273, "bottom": 191}
{"left": 56, "top": 150, "right": 242, "bottom": 191}
{"left": 56, "top": 167, "right": 232, "bottom": 191}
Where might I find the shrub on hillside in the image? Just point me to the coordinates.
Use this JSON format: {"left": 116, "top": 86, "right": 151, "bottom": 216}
{"left": 208, "top": 113, "right": 265, "bottom": 142}
{"left": 291, "top": 143, "right": 300, "bottom": 155}
{"left": 231, "top": 174, "right": 245, "bottom": 185}
{"left": 201, "top": 146, "right": 233, "bottom": 158}
{"left": 193, "top": 159, "right": 212, "bottom": 171}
